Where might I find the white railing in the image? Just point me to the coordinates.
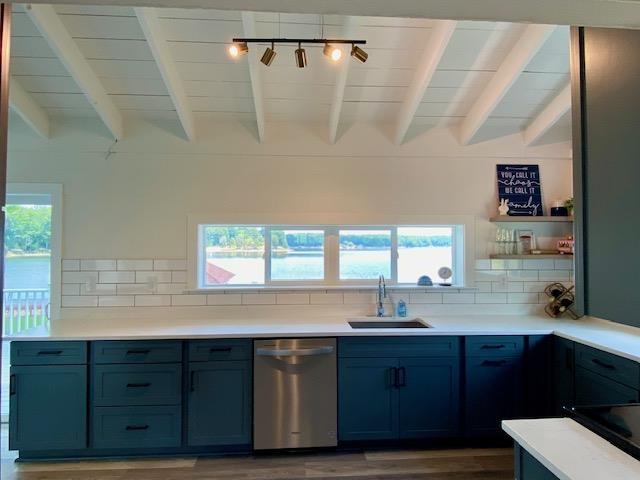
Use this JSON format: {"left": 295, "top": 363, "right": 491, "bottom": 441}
{"left": 3, "top": 289, "right": 50, "bottom": 336}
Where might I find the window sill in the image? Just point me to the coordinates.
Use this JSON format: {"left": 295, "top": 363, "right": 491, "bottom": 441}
{"left": 185, "top": 284, "right": 477, "bottom": 294}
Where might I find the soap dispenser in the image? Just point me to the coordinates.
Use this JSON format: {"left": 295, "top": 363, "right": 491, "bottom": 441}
{"left": 397, "top": 300, "right": 407, "bottom": 317}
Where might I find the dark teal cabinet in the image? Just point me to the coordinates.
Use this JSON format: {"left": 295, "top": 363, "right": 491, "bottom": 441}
{"left": 338, "top": 357, "right": 399, "bottom": 441}
{"left": 514, "top": 444, "right": 560, "bottom": 480}
{"left": 525, "top": 336, "right": 552, "bottom": 418}
{"left": 575, "top": 367, "right": 639, "bottom": 405}
{"left": 187, "top": 360, "right": 252, "bottom": 446}
{"left": 552, "top": 337, "right": 575, "bottom": 414}
{"left": 9, "top": 365, "right": 87, "bottom": 451}
{"left": 338, "top": 337, "right": 461, "bottom": 442}
{"left": 465, "top": 355, "right": 524, "bottom": 437}
{"left": 398, "top": 357, "right": 460, "bottom": 439}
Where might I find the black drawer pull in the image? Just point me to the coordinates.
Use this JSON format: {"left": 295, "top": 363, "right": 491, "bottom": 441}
{"left": 126, "top": 349, "right": 151, "bottom": 355}
{"left": 481, "top": 360, "right": 508, "bottom": 367}
{"left": 592, "top": 358, "right": 616, "bottom": 370}
{"left": 126, "top": 382, "right": 151, "bottom": 388}
{"left": 125, "top": 424, "right": 149, "bottom": 431}
{"left": 209, "top": 347, "right": 232, "bottom": 353}
{"left": 9, "top": 374, "right": 16, "bottom": 395}
{"left": 190, "top": 370, "right": 196, "bottom": 392}
{"left": 390, "top": 367, "right": 398, "bottom": 388}
{"left": 397, "top": 366, "right": 407, "bottom": 387}
{"left": 37, "top": 350, "right": 63, "bottom": 355}
{"left": 480, "top": 344, "right": 506, "bottom": 350}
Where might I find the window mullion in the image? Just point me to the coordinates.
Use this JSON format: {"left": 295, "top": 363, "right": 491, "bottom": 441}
{"left": 390, "top": 226, "right": 398, "bottom": 285}
{"left": 325, "top": 227, "right": 338, "bottom": 285}
{"left": 264, "top": 226, "right": 272, "bottom": 285}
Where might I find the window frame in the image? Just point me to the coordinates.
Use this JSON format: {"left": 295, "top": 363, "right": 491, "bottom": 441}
{"left": 191, "top": 221, "right": 465, "bottom": 289}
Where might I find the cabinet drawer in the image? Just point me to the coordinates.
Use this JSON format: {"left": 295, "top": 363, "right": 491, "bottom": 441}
{"left": 338, "top": 337, "right": 460, "bottom": 358}
{"left": 11, "top": 341, "right": 87, "bottom": 365}
{"left": 188, "top": 339, "right": 252, "bottom": 362}
{"left": 92, "top": 364, "right": 182, "bottom": 407}
{"left": 465, "top": 336, "right": 524, "bottom": 357}
{"left": 92, "top": 406, "right": 181, "bottom": 449}
{"left": 575, "top": 344, "right": 640, "bottom": 390}
{"left": 575, "top": 367, "right": 639, "bottom": 405}
{"left": 92, "top": 341, "right": 182, "bottom": 364}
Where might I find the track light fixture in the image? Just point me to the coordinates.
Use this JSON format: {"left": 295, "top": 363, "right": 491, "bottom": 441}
{"left": 351, "top": 45, "right": 368, "bottom": 63}
{"left": 230, "top": 38, "right": 367, "bottom": 68}
{"left": 260, "top": 42, "right": 276, "bottom": 66}
{"left": 323, "top": 43, "right": 342, "bottom": 63}
{"left": 228, "top": 41, "right": 248, "bottom": 58}
{"left": 295, "top": 42, "right": 307, "bottom": 68}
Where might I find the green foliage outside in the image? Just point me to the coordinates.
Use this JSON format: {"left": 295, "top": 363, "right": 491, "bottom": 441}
{"left": 4, "top": 205, "right": 52, "bottom": 255}
{"left": 205, "top": 226, "right": 451, "bottom": 251}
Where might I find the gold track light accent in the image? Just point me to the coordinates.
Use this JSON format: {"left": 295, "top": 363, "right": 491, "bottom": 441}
{"left": 323, "top": 43, "right": 342, "bottom": 62}
{"left": 295, "top": 42, "right": 307, "bottom": 68}
{"left": 351, "top": 44, "right": 368, "bottom": 63}
{"left": 228, "top": 41, "right": 248, "bottom": 58}
{"left": 261, "top": 42, "right": 276, "bottom": 66}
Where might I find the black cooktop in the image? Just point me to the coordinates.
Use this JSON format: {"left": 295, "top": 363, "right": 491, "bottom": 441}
{"left": 566, "top": 403, "right": 640, "bottom": 460}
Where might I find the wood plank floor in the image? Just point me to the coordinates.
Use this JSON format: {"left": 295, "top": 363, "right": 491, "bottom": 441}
{"left": 1, "top": 426, "right": 514, "bottom": 480}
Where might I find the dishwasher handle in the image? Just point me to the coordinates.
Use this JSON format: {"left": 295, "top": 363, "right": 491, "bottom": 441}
{"left": 256, "top": 345, "right": 334, "bottom": 357}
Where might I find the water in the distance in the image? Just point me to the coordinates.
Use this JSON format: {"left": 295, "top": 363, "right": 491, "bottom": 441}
{"left": 4, "top": 256, "right": 51, "bottom": 289}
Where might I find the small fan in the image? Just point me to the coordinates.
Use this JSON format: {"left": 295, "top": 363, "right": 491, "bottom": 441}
{"left": 437, "top": 267, "right": 453, "bottom": 286}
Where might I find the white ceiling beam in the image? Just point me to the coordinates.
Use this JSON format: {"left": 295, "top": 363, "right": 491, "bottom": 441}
{"left": 241, "top": 11, "right": 265, "bottom": 142}
{"left": 28, "top": 0, "right": 640, "bottom": 30}
{"left": 135, "top": 7, "right": 196, "bottom": 141}
{"left": 394, "top": 20, "right": 456, "bottom": 145}
{"left": 458, "top": 24, "right": 556, "bottom": 145}
{"left": 9, "top": 77, "right": 50, "bottom": 138}
{"left": 328, "top": 17, "right": 355, "bottom": 145}
{"left": 25, "top": 4, "right": 124, "bottom": 139}
{"left": 523, "top": 83, "right": 571, "bottom": 145}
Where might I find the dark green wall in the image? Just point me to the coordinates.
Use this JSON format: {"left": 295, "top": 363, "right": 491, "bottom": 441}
{"left": 574, "top": 27, "right": 640, "bottom": 327}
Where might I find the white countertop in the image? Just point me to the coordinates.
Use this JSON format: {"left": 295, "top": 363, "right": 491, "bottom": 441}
{"left": 6, "top": 314, "right": 640, "bottom": 363}
{"left": 502, "top": 418, "right": 640, "bottom": 480}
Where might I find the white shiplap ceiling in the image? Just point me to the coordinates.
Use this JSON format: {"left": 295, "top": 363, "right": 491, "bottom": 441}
{"left": 9, "top": 4, "right": 571, "bottom": 145}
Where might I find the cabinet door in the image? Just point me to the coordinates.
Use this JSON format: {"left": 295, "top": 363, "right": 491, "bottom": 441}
{"left": 398, "top": 357, "right": 460, "bottom": 439}
{"left": 187, "top": 360, "right": 251, "bottom": 446}
{"left": 9, "top": 365, "right": 87, "bottom": 451}
{"left": 526, "top": 335, "right": 553, "bottom": 417}
{"left": 552, "top": 337, "right": 575, "bottom": 414}
{"left": 575, "top": 367, "right": 639, "bottom": 405}
{"left": 338, "top": 357, "right": 399, "bottom": 441}
{"left": 465, "top": 356, "right": 524, "bottom": 437}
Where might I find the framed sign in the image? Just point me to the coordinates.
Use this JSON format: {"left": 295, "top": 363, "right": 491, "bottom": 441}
{"left": 496, "top": 164, "right": 543, "bottom": 216}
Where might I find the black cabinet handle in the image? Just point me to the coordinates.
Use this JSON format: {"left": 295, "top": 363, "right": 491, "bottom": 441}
{"left": 126, "top": 382, "right": 151, "bottom": 388}
{"left": 390, "top": 367, "right": 398, "bottom": 388}
{"left": 480, "top": 344, "right": 506, "bottom": 350}
{"left": 397, "top": 367, "right": 407, "bottom": 387}
{"left": 9, "top": 374, "right": 16, "bottom": 395}
{"left": 190, "top": 371, "right": 196, "bottom": 392}
{"left": 481, "top": 359, "right": 508, "bottom": 367}
{"left": 126, "top": 349, "right": 150, "bottom": 355}
{"left": 592, "top": 358, "right": 615, "bottom": 370}
{"left": 37, "top": 350, "right": 63, "bottom": 356}
{"left": 209, "top": 347, "right": 232, "bottom": 353}
{"left": 566, "top": 348, "right": 573, "bottom": 371}
{"left": 125, "top": 425, "right": 149, "bottom": 431}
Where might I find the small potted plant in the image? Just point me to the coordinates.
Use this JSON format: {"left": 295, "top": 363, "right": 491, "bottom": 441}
{"left": 565, "top": 197, "right": 574, "bottom": 216}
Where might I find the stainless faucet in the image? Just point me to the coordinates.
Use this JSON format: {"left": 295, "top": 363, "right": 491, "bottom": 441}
{"left": 376, "top": 275, "right": 387, "bottom": 317}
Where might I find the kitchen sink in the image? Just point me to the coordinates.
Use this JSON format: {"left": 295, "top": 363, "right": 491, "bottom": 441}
{"left": 348, "top": 318, "right": 432, "bottom": 329}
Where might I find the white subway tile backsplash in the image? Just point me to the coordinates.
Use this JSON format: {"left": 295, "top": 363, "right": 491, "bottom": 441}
{"left": 344, "top": 293, "right": 377, "bottom": 304}
{"left": 475, "top": 293, "right": 507, "bottom": 304}
{"left": 277, "top": 293, "right": 310, "bottom": 305}
{"left": 554, "top": 258, "right": 574, "bottom": 270}
{"left": 62, "top": 259, "right": 80, "bottom": 271}
{"left": 61, "top": 283, "right": 80, "bottom": 296}
{"left": 522, "top": 259, "right": 555, "bottom": 270}
{"left": 171, "top": 295, "right": 206, "bottom": 306}
{"left": 135, "top": 295, "right": 171, "bottom": 307}
{"left": 310, "top": 293, "right": 344, "bottom": 305}
{"left": 538, "top": 270, "right": 571, "bottom": 281}
{"left": 99, "top": 296, "right": 134, "bottom": 307}
{"left": 507, "top": 270, "right": 539, "bottom": 280}
{"left": 443, "top": 293, "right": 475, "bottom": 304}
{"left": 242, "top": 293, "right": 276, "bottom": 305}
{"left": 99, "top": 271, "right": 135, "bottom": 283}
{"left": 117, "top": 259, "right": 153, "bottom": 271}
{"left": 475, "top": 270, "right": 507, "bottom": 282}
{"left": 492, "top": 281, "right": 524, "bottom": 293}
{"left": 522, "top": 281, "right": 550, "bottom": 293}
{"left": 135, "top": 271, "right": 172, "bottom": 283}
{"left": 81, "top": 283, "right": 116, "bottom": 296}
{"left": 207, "top": 294, "right": 242, "bottom": 306}
{"left": 81, "top": 259, "right": 116, "bottom": 271}
{"left": 154, "top": 259, "right": 187, "bottom": 271}
{"left": 156, "top": 283, "right": 186, "bottom": 295}
{"left": 491, "top": 259, "right": 522, "bottom": 270}
{"left": 116, "top": 283, "right": 153, "bottom": 295}
{"left": 171, "top": 271, "right": 187, "bottom": 283}
{"left": 62, "top": 296, "right": 98, "bottom": 307}
{"left": 475, "top": 259, "right": 491, "bottom": 270}
{"left": 62, "top": 271, "right": 98, "bottom": 284}
{"left": 409, "top": 293, "right": 443, "bottom": 304}
{"left": 475, "top": 282, "right": 492, "bottom": 293}
{"left": 507, "top": 293, "right": 538, "bottom": 304}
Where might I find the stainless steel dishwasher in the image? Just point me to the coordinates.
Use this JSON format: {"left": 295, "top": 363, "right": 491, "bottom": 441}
{"left": 253, "top": 338, "right": 337, "bottom": 450}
